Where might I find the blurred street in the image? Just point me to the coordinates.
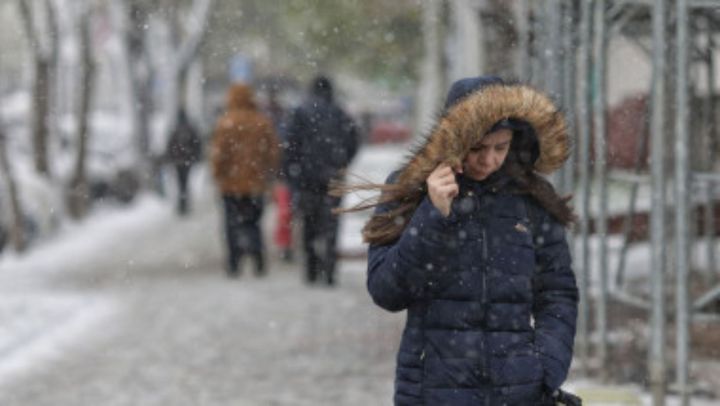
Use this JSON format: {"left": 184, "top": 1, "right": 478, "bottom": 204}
{"left": 0, "top": 167, "right": 402, "bottom": 406}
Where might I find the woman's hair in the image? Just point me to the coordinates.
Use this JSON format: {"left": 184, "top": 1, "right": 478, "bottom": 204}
{"left": 499, "top": 121, "right": 575, "bottom": 227}
{"left": 333, "top": 120, "right": 575, "bottom": 246}
{"left": 331, "top": 163, "right": 428, "bottom": 246}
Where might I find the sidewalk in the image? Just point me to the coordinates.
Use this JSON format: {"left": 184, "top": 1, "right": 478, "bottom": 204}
{"left": 0, "top": 180, "right": 401, "bottom": 405}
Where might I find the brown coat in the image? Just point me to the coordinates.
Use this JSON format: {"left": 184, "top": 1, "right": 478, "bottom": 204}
{"left": 210, "top": 84, "right": 280, "bottom": 196}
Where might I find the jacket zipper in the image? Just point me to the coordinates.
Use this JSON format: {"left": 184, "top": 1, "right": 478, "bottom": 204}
{"left": 481, "top": 228, "right": 488, "bottom": 303}
{"left": 481, "top": 227, "right": 489, "bottom": 386}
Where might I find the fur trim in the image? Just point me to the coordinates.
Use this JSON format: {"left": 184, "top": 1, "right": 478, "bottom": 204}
{"left": 396, "top": 83, "right": 568, "bottom": 191}
{"left": 351, "top": 82, "right": 570, "bottom": 245}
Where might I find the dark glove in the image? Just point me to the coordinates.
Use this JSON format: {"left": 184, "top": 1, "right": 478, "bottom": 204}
{"left": 554, "top": 388, "right": 582, "bottom": 406}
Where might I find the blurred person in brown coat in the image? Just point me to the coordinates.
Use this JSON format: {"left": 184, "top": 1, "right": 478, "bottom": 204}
{"left": 211, "top": 83, "right": 280, "bottom": 277}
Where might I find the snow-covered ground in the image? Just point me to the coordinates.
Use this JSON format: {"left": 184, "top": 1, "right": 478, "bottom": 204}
{"left": 0, "top": 161, "right": 401, "bottom": 405}
{"left": 0, "top": 143, "right": 718, "bottom": 405}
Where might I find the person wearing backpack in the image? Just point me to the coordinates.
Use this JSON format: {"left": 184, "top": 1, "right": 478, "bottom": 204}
{"left": 284, "top": 75, "right": 359, "bottom": 286}
{"left": 336, "top": 76, "right": 580, "bottom": 405}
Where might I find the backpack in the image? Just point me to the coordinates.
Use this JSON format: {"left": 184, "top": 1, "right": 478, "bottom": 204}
{"left": 293, "top": 103, "right": 358, "bottom": 188}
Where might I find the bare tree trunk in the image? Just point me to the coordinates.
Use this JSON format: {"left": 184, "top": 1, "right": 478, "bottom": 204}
{"left": 173, "top": 0, "right": 214, "bottom": 114}
{"left": 155, "top": 0, "right": 213, "bottom": 195}
{"left": 32, "top": 59, "right": 50, "bottom": 175}
{"left": 67, "top": 7, "right": 96, "bottom": 219}
{"left": 416, "top": 0, "right": 447, "bottom": 134}
{"left": 0, "top": 130, "right": 27, "bottom": 252}
{"left": 514, "top": 0, "right": 531, "bottom": 80}
{"left": 45, "top": 0, "right": 59, "bottom": 157}
{"left": 448, "top": 0, "right": 482, "bottom": 80}
{"left": 122, "top": 0, "right": 212, "bottom": 194}
{"left": 17, "top": 0, "right": 57, "bottom": 177}
{"left": 482, "top": 0, "right": 518, "bottom": 75}
{"left": 124, "top": 1, "right": 154, "bottom": 186}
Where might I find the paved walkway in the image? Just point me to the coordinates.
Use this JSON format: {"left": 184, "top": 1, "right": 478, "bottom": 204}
{"left": 0, "top": 194, "right": 402, "bottom": 406}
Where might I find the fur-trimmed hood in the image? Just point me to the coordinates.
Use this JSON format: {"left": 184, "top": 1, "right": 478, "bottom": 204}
{"left": 354, "top": 80, "right": 572, "bottom": 245}
{"left": 395, "top": 82, "right": 569, "bottom": 196}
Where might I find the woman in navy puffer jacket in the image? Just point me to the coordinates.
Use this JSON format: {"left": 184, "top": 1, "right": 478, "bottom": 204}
{"left": 343, "top": 77, "right": 579, "bottom": 405}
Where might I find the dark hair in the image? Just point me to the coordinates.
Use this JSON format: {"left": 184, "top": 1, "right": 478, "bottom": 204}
{"left": 497, "top": 120, "right": 574, "bottom": 226}
{"left": 311, "top": 75, "right": 333, "bottom": 101}
{"left": 490, "top": 118, "right": 540, "bottom": 167}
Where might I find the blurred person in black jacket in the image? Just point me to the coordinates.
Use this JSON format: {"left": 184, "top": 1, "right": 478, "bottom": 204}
{"left": 284, "top": 75, "right": 359, "bottom": 285}
{"left": 165, "top": 108, "right": 202, "bottom": 216}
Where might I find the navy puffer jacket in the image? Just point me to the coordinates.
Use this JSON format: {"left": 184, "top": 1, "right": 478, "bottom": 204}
{"left": 368, "top": 173, "right": 578, "bottom": 406}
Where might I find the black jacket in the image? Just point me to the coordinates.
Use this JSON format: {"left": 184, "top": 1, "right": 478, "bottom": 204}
{"left": 368, "top": 173, "right": 578, "bottom": 405}
{"left": 166, "top": 114, "right": 202, "bottom": 167}
{"left": 284, "top": 95, "right": 358, "bottom": 192}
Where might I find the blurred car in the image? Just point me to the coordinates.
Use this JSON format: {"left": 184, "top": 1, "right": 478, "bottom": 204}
{"left": 367, "top": 120, "right": 411, "bottom": 144}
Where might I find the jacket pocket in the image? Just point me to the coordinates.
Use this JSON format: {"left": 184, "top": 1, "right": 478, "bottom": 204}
{"left": 488, "top": 348, "right": 544, "bottom": 386}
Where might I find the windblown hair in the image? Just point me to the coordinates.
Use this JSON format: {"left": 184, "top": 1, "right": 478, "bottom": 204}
{"left": 333, "top": 83, "right": 574, "bottom": 246}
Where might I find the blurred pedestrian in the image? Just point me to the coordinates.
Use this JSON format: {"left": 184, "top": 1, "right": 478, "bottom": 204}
{"left": 284, "top": 75, "right": 359, "bottom": 285}
{"left": 273, "top": 183, "right": 293, "bottom": 261}
{"left": 337, "top": 76, "right": 580, "bottom": 405}
{"left": 210, "top": 83, "right": 280, "bottom": 278}
{"left": 165, "top": 108, "right": 202, "bottom": 216}
{"left": 264, "top": 85, "right": 286, "bottom": 134}
{"left": 263, "top": 85, "right": 294, "bottom": 262}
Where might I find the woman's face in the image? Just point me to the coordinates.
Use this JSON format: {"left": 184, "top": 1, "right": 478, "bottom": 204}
{"left": 463, "top": 129, "right": 513, "bottom": 181}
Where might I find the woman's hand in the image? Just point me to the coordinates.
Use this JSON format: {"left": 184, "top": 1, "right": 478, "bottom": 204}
{"left": 426, "top": 163, "right": 462, "bottom": 217}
